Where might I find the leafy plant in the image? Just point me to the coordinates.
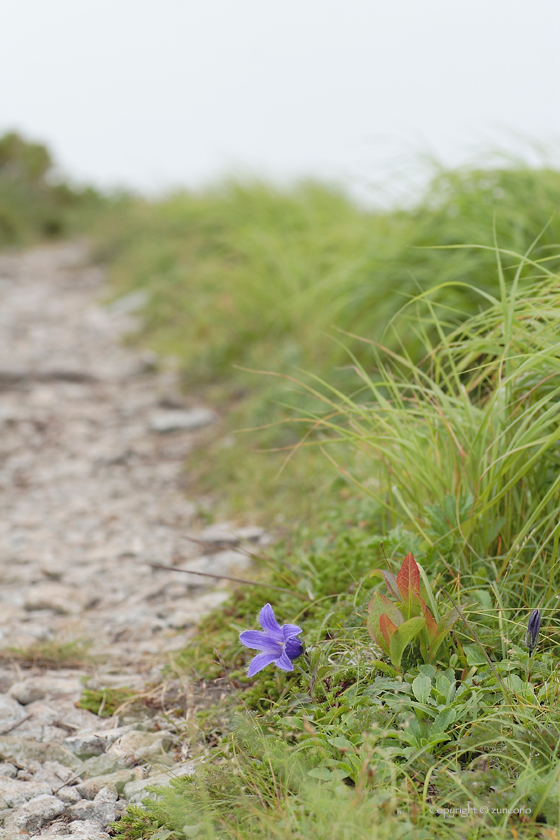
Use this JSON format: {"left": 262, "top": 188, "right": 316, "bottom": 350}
{"left": 367, "top": 552, "right": 463, "bottom": 669}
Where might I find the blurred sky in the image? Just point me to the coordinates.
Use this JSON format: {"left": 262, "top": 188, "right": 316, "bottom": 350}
{"left": 1, "top": 0, "right": 560, "bottom": 199}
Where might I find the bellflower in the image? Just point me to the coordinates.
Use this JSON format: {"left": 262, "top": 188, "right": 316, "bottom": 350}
{"left": 239, "top": 603, "right": 303, "bottom": 677}
{"left": 525, "top": 608, "right": 541, "bottom": 655}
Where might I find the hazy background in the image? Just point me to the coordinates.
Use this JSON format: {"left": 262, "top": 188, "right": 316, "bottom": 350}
{"left": 1, "top": 0, "right": 559, "bottom": 198}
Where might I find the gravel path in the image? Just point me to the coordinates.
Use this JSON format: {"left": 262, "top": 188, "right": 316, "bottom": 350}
{"left": 0, "top": 243, "right": 262, "bottom": 838}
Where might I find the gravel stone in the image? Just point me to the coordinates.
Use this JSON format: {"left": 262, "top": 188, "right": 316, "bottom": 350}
{"left": 149, "top": 407, "right": 217, "bottom": 433}
{"left": 55, "top": 786, "right": 82, "bottom": 805}
{"left": 198, "top": 521, "right": 241, "bottom": 545}
{"left": 0, "top": 779, "right": 53, "bottom": 808}
{"left": 123, "top": 763, "right": 194, "bottom": 803}
{"left": 24, "top": 583, "right": 91, "bottom": 615}
{"left": 0, "top": 696, "right": 26, "bottom": 732}
{"left": 107, "top": 730, "right": 173, "bottom": 765}
{"left": 107, "top": 290, "right": 149, "bottom": 317}
{"left": 0, "top": 762, "right": 17, "bottom": 778}
{"left": 63, "top": 734, "right": 108, "bottom": 758}
{"left": 0, "top": 737, "right": 83, "bottom": 770}
{"left": 4, "top": 794, "right": 65, "bottom": 833}
{"left": 68, "top": 787, "right": 119, "bottom": 827}
{"left": 75, "top": 768, "right": 137, "bottom": 799}
{"left": 9, "top": 676, "right": 83, "bottom": 706}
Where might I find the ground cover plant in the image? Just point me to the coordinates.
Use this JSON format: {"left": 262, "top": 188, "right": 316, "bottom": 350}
{"left": 113, "top": 249, "right": 560, "bottom": 839}
{"left": 92, "top": 159, "right": 560, "bottom": 522}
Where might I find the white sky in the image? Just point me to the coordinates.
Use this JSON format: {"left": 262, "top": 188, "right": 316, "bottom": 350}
{"left": 1, "top": 0, "right": 559, "bottom": 199}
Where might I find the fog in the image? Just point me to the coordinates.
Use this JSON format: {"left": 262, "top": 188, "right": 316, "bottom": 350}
{"left": 1, "top": 0, "right": 559, "bottom": 197}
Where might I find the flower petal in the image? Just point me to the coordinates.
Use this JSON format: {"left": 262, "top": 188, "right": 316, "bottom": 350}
{"left": 259, "top": 604, "right": 283, "bottom": 639}
{"left": 282, "top": 623, "right": 302, "bottom": 640}
{"left": 274, "top": 651, "right": 294, "bottom": 672}
{"left": 247, "top": 652, "right": 279, "bottom": 677}
{"left": 239, "top": 630, "right": 281, "bottom": 653}
{"left": 285, "top": 637, "right": 303, "bottom": 661}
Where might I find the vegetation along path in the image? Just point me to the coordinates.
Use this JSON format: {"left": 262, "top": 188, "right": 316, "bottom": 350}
{"left": 0, "top": 243, "right": 266, "bottom": 839}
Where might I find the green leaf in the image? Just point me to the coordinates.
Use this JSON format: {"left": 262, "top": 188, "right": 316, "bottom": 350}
{"left": 427, "top": 606, "right": 467, "bottom": 663}
{"left": 389, "top": 616, "right": 425, "bottom": 670}
{"left": 432, "top": 708, "right": 456, "bottom": 735}
{"left": 438, "top": 604, "right": 466, "bottom": 634}
{"left": 182, "top": 827, "right": 201, "bottom": 839}
{"left": 463, "top": 643, "right": 487, "bottom": 666}
{"left": 307, "top": 766, "right": 333, "bottom": 780}
{"left": 412, "top": 674, "right": 432, "bottom": 704}
{"left": 151, "top": 831, "right": 173, "bottom": 840}
{"left": 328, "top": 736, "right": 354, "bottom": 751}
{"left": 446, "top": 681, "right": 457, "bottom": 705}
{"left": 418, "top": 664, "right": 436, "bottom": 679}
{"left": 435, "top": 674, "right": 451, "bottom": 697}
{"left": 371, "top": 659, "right": 398, "bottom": 677}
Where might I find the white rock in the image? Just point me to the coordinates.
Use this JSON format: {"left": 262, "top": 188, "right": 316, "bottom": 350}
{"left": 56, "top": 785, "right": 82, "bottom": 804}
{"left": 41, "top": 760, "right": 78, "bottom": 784}
{"left": 0, "top": 778, "right": 52, "bottom": 808}
{"left": 0, "top": 736, "right": 83, "bottom": 771}
{"left": 0, "top": 604, "right": 26, "bottom": 624}
{"left": 68, "top": 787, "right": 118, "bottom": 826}
{"left": 0, "top": 695, "right": 26, "bottom": 731}
{"left": 40, "top": 819, "right": 110, "bottom": 838}
{"left": 179, "top": 549, "right": 252, "bottom": 589}
{"left": 0, "top": 829, "right": 28, "bottom": 840}
{"left": 24, "top": 582, "right": 91, "bottom": 615}
{"left": 9, "top": 675, "right": 83, "bottom": 705}
{"left": 75, "top": 768, "right": 137, "bottom": 799}
{"left": 4, "top": 794, "right": 65, "bottom": 833}
{"left": 68, "top": 819, "right": 110, "bottom": 838}
{"left": 122, "top": 763, "right": 194, "bottom": 803}
{"left": 165, "top": 591, "right": 231, "bottom": 629}
{"left": 0, "top": 761, "right": 17, "bottom": 778}
{"left": 79, "top": 754, "right": 121, "bottom": 777}
{"left": 236, "top": 525, "right": 265, "bottom": 542}
{"left": 149, "top": 407, "right": 216, "bottom": 433}
{"left": 107, "top": 289, "right": 149, "bottom": 316}
{"left": 22, "top": 699, "right": 98, "bottom": 730}
{"left": 198, "top": 521, "right": 240, "bottom": 545}
{"left": 107, "top": 730, "right": 173, "bottom": 765}
{"left": 64, "top": 734, "right": 108, "bottom": 757}
{"left": 196, "top": 522, "right": 264, "bottom": 546}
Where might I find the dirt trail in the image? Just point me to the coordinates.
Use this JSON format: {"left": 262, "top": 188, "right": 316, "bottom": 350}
{"left": 0, "top": 244, "right": 261, "bottom": 838}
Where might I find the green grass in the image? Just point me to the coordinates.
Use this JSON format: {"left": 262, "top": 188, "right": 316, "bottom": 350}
{"left": 92, "top": 160, "right": 560, "bottom": 523}
{"left": 78, "top": 686, "right": 139, "bottom": 718}
{"left": 113, "top": 253, "right": 560, "bottom": 839}
{"left": 0, "top": 638, "right": 92, "bottom": 669}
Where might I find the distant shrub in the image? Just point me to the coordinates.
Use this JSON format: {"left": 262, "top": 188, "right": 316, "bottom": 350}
{"left": 0, "top": 130, "right": 107, "bottom": 248}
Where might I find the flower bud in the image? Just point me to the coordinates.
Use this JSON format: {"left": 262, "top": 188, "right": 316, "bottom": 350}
{"left": 525, "top": 608, "right": 541, "bottom": 655}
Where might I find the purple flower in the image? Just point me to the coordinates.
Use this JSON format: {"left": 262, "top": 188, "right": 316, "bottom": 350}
{"left": 239, "top": 603, "right": 303, "bottom": 677}
{"left": 525, "top": 608, "right": 542, "bottom": 655}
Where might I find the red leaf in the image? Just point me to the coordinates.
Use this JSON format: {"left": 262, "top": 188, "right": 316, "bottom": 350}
{"left": 370, "top": 569, "right": 400, "bottom": 599}
{"left": 396, "top": 552, "right": 421, "bottom": 601}
{"left": 367, "top": 592, "right": 403, "bottom": 653}
{"left": 379, "top": 613, "right": 399, "bottom": 646}
{"left": 417, "top": 596, "right": 438, "bottom": 642}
